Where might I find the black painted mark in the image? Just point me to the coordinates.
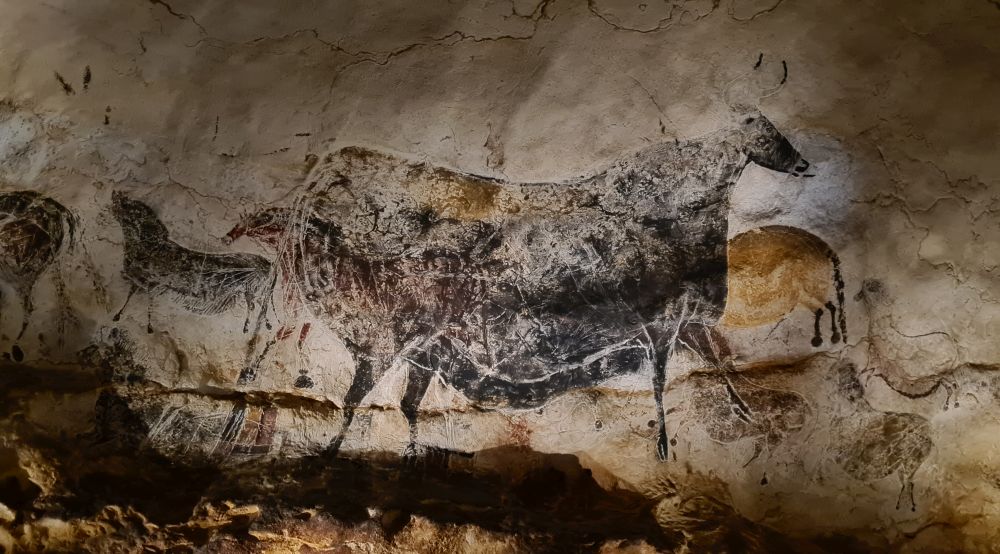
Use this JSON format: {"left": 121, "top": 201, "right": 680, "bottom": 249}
{"left": 54, "top": 72, "right": 74, "bottom": 95}
{"left": 825, "top": 301, "right": 841, "bottom": 343}
{"left": 83, "top": 66, "right": 92, "bottom": 90}
{"left": 10, "top": 344, "right": 23, "bottom": 362}
{"left": 212, "top": 116, "right": 219, "bottom": 142}
{"left": 753, "top": 52, "right": 763, "bottom": 69}
{"left": 0, "top": 191, "right": 77, "bottom": 348}
{"left": 104, "top": 106, "right": 111, "bottom": 126}
{"left": 812, "top": 308, "right": 824, "bottom": 347}
{"left": 227, "top": 106, "right": 811, "bottom": 461}
{"left": 295, "top": 132, "right": 311, "bottom": 137}
{"left": 780, "top": 61, "right": 788, "bottom": 85}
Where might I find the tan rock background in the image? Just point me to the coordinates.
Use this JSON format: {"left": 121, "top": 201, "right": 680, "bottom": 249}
{"left": 0, "top": 0, "right": 998, "bottom": 551}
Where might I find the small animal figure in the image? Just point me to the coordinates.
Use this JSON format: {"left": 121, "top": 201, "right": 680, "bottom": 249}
{"left": 0, "top": 190, "right": 76, "bottom": 357}
{"left": 855, "top": 278, "right": 958, "bottom": 411}
{"left": 722, "top": 225, "right": 846, "bottom": 347}
{"left": 227, "top": 105, "right": 810, "bottom": 461}
{"left": 831, "top": 362, "right": 932, "bottom": 511}
{"left": 110, "top": 192, "right": 274, "bottom": 334}
{"left": 682, "top": 371, "right": 810, "bottom": 469}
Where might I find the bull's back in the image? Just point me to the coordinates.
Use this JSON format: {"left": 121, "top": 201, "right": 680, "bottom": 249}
{"left": 303, "top": 144, "right": 735, "bottom": 349}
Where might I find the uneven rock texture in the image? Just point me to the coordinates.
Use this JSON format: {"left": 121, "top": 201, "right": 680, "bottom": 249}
{"left": 0, "top": 0, "right": 999, "bottom": 551}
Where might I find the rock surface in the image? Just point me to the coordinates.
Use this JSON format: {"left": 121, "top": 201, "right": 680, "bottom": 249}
{"left": 0, "top": 0, "right": 999, "bottom": 551}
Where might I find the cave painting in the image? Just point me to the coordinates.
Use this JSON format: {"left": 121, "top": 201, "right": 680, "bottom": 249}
{"left": 110, "top": 192, "right": 275, "bottom": 334}
{"left": 831, "top": 363, "right": 932, "bottom": 511}
{"left": 0, "top": 190, "right": 76, "bottom": 361}
{"left": 680, "top": 371, "right": 810, "bottom": 471}
{"left": 722, "top": 225, "right": 846, "bottom": 347}
{"left": 217, "top": 404, "right": 279, "bottom": 457}
{"left": 225, "top": 106, "right": 811, "bottom": 461}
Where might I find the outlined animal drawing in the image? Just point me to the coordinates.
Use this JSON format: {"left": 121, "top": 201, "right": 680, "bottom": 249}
{"left": 678, "top": 371, "right": 810, "bottom": 470}
{"left": 831, "top": 362, "right": 932, "bottom": 511}
{"left": 722, "top": 225, "right": 846, "bottom": 347}
{"left": 227, "top": 103, "right": 811, "bottom": 461}
{"left": 110, "top": 192, "right": 274, "bottom": 334}
{"left": 0, "top": 190, "right": 76, "bottom": 359}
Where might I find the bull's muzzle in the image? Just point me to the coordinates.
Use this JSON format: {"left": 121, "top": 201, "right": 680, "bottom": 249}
{"left": 224, "top": 226, "right": 243, "bottom": 245}
{"left": 791, "top": 158, "right": 812, "bottom": 177}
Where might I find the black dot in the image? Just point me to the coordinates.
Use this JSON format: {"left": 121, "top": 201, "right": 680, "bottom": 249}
{"left": 11, "top": 345, "right": 24, "bottom": 362}
{"left": 647, "top": 420, "right": 656, "bottom": 428}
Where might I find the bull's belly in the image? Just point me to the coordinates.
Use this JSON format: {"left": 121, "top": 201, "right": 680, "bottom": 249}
{"left": 298, "top": 234, "right": 726, "bottom": 370}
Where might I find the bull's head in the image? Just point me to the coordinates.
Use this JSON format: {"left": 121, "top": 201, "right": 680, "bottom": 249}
{"left": 225, "top": 207, "right": 294, "bottom": 247}
{"left": 732, "top": 106, "right": 810, "bottom": 176}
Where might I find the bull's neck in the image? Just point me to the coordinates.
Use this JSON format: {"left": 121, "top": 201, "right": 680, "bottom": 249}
{"left": 702, "top": 135, "right": 750, "bottom": 206}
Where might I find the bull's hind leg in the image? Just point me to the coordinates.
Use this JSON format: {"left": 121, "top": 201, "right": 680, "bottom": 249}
{"left": 825, "top": 301, "right": 841, "bottom": 344}
{"left": 399, "top": 364, "right": 434, "bottom": 456}
{"left": 326, "top": 342, "right": 379, "bottom": 457}
{"left": 811, "top": 308, "right": 824, "bottom": 347}
{"left": 112, "top": 284, "right": 136, "bottom": 322}
{"left": 400, "top": 364, "right": 434, "bottom": 458}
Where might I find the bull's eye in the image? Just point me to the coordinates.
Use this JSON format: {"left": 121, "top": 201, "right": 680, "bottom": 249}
{"left": 744, "top": 117, "right": 756, "bottom": 124}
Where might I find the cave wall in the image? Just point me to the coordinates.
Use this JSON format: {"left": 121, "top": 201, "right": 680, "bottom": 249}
{"left": 1, "top": 0, "right": 999, "bottom": 551}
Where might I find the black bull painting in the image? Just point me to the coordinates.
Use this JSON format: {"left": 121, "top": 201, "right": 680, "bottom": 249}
{"left": 224, "top": 107, "right": 811, "bottom": 460}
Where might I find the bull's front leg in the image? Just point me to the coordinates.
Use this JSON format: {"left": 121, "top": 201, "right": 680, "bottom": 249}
{"left": 649, "top": 296, "right": 691, "bottom": 462}
{"left": 652, "top": 339, "right": 675, "bottom": 461}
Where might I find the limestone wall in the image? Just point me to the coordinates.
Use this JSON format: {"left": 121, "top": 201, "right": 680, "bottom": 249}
{"left": 0, "top": 1, "right": 998, "bottom": 551}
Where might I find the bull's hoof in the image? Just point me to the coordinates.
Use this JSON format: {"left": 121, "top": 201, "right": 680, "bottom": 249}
{"left": 402, "top": 443, "right": 471, "bottom": 467}
{"left": 402, "top": 442, "right": 420, "bottom": 462}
